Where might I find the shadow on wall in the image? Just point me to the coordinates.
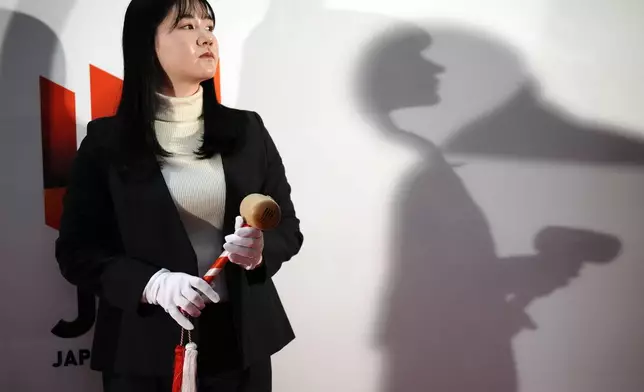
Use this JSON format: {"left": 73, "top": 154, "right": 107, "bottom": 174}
{"left": 0, "top": 5, "right": 66, "bottom": 332}
{"left": 0, "top": 1, "right": 97, "bottom": 390}
{"left": 0, "top": 3, "right": 74, "bottom": 246}
{"left": 234, "top": 0, "right": 643, "bottom": 390}
{"left": 356, "top": 24, "right": 644, "bottom": 391}
{"left": 0, "top": 7, "right": 63, "bottom": 199}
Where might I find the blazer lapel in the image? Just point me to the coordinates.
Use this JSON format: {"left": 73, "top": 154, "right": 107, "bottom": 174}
{"left": 220, "top": 112, "right": 253, "bottom": 236}
{"left": 221, "top": 145, "right": 249, "bottom": 333}
{"left": 221, "top": 152, "right": 245, "bottom": 236}
{"left": 113, "top": 154, "right": 198, "bottom": 275}
{"left": 220, "top": 116, "right": 255, "bottom": 306}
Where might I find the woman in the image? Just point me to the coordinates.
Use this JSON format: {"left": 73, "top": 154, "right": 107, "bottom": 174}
{"left": 54, "top": 0, "right": 303, "bottom": 390}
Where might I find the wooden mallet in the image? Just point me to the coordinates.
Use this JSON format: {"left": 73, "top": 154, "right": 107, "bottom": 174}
{"left": 203, "top": 193, "right": 281, "bottom": 283}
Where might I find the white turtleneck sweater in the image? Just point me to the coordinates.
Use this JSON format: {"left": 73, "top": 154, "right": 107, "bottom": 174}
{"left": 154, "top": 86, "right": 228, "bottom": 301}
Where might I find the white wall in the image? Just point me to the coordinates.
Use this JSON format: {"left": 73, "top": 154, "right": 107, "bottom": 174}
{"left": 1, "top": 0, "right": 644, "bottom": 391}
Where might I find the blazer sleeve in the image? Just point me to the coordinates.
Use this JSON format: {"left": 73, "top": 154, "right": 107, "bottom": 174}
{"left": 246, "top": 112, "right": 304, "bottom": 284}
{"left": 55, "top": 120, "right": 160, "bottom": 312}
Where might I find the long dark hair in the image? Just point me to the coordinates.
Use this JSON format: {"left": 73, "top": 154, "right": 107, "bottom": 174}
{"left": 116, "top": 0, "right": 237, "bottom": 164}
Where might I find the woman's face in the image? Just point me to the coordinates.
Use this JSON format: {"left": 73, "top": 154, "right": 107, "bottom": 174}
{"left": 155, "top": 6, "right": 219, "bottom": 91}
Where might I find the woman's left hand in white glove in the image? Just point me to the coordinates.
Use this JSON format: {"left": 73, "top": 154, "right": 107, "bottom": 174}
{"left": 223, "top": 216, "right": 264, "bottom": 270}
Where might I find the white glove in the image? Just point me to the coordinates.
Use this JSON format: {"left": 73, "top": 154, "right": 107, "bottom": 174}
{"left": 222, "top": 216, "right": 264, "bottom": 270}
{"left": 142, "top": 268, "right": 220, "bottom": 330}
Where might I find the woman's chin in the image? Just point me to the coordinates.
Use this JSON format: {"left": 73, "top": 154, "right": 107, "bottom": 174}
{"left": 191, "top": 67, "right": 218, "bottom": 82}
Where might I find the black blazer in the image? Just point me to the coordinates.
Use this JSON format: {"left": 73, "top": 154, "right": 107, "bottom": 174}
{"left": 55, "top": 107, "right": 303, "bottom": 376}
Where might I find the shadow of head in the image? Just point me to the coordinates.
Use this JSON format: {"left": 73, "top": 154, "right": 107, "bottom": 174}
{"left": 0, "top": 12, "right": 57, "bottom": 67}
{"left": 355, "top": 23, "right": 527, "bottom": 140}
{"left": 357, "top": 26, "right": 444, "bottom": 114}
{"left": 0, "top": 9, "right": 68, "bottom": 113}
{"left": 1, "top": 0, "right": 78, "bottom": 70}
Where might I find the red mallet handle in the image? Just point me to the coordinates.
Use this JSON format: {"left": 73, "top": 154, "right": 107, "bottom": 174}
{"left": 202, "top": 223, "right": 249, "bottom": 284}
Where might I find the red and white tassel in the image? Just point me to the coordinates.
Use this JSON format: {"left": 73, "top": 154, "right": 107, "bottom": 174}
{"left": 172, "top": 342, "right": 198, "bottom": 392}
{"left": 172, "top": 326, "right": 199, "bottom": 392}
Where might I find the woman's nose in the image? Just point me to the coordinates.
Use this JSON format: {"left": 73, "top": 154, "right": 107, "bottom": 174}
{"left": 198, "top": 34, "right": 213, "bottom": 46}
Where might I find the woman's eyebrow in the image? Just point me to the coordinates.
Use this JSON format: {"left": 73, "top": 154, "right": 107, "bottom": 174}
{"left": 177, "top": 12, "right": 213, "bottom": 21}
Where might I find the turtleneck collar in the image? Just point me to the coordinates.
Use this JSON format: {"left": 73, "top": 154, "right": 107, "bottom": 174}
{"left": 155, "top": 85, "right": 204, "bottom": 122}
{"left": 154, "top": 86, "right": 204, "bottom": 156}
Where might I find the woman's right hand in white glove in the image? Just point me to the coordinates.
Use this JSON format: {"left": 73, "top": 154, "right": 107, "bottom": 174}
{"left": 142, "top": 269, "right": 220, "bottom": 330}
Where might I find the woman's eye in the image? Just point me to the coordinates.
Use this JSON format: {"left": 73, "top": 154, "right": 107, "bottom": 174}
{"left": 180, "top": 24, "right": 194, "bottom": 30}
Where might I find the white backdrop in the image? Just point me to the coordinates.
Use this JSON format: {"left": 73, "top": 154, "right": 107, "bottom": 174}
{"left": 2, "top": 0, "right": 644, "bottom": 391}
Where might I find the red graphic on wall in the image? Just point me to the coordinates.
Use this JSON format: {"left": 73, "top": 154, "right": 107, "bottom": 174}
{"left": 40, "top": 63, "right": 221, "bottom": 229}
{"left": 90, "top": 65, "right": 124, "bottom": 121}
{"left": 40, "top": 77, "right": 76, "bottom": 230}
